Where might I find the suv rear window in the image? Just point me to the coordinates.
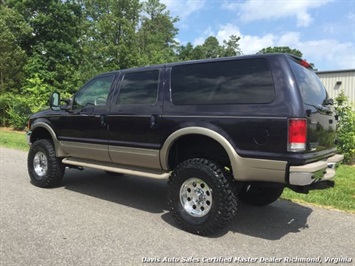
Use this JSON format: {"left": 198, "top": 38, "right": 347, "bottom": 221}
{"left": 171, "top": 58, "right": 275, "bottom": 105}
{"left": 289, "top": 59, "right": 328, "bottom": 106}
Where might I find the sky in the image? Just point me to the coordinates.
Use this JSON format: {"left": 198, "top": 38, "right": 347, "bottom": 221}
{"left": 161, "top": 0, "right": 355, "bottom": 71}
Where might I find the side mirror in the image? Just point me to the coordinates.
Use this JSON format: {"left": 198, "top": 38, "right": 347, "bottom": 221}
{"left": 50, "top": 92, "right": 72, "bottom": 112}
{"left": 50, "top": 92, "right": 61, "bottom": 110}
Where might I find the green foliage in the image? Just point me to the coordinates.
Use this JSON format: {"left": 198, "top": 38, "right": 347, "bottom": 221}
{"left": 201, "top": 36, "right": 223, "bottom": 58}
{"left": 6, "top": 96, "right": 31, "bottom": 130}
{"left": 177, "top": 35, "right": 242, "bottom": 61}
{"left": 23, "top": 74, "right": 52, "bottom": 113}
{"left": 257, "top": 46, "right": 318, "bottom": 69}
{"left": 257, "top": 46, "right": 303, "bottom": 57}
{"left": 222, "top": 35, "right": 242, "bottom": 57}
{"left": 335, "top": 91, "right": 355, "bottom": 164}
{"left": 3, "top": 75, "right": 53, "bottom": 130}
{"left": 6, "top": 0, "right": 83, "bottom": 92}
{"left": 0, "top": 93, "right": 11, "bottom": 126}
{"left": 0, "top": 6, "right": 30, "bottom": 93}
{"left": 137, "top": 0, "right": 179, "bottom": 65}
{"left": 82, "top": 0, "right": 142, "bottom": 71}
{"left": 177, "top": 42, "right": 194, "bottom": 61}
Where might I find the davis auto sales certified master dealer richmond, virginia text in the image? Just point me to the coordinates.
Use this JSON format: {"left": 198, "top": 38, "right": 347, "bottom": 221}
{"left": 142, "top": 256, "right": 352, "bottom": 264}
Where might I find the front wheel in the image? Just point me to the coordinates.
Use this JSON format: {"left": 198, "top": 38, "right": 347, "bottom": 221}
{"left": 238, "top": 183, "right": 284, "bottom": 206}
{"left": 168, "top": 158, "right": 237, "bottom": 235}
{"left": 28, "top": 139, "right": 65, "bottom": 188}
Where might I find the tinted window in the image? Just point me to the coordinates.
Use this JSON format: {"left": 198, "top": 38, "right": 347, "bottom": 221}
{"left": 117, "top": 70, "right": 159, "bottom": 105}
{"left": 171, "top": 59, "right": 275, "bottom": 105}
{"left": 73, "top": 75, "right": 114, "bottom": 110}
{"left": 289, "top": 59, "right": 328, "bottom": 106}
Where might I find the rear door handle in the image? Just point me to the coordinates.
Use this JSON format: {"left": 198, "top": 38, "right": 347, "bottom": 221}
{"left": 150, "top": 115, "right": 160, "bottom": 129}
{"left": 100, "top": 115, "right": 107, "bottom": 127}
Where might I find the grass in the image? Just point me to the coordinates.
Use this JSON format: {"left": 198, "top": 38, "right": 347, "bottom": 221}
{"left": 1, "top": 127, "right": 354, "bottom": 212}
{"left": 0, "top": 127, "right": 29, "bottom": 151}
{"left": 282, "top": 165, "right": 355, "bottom": 213}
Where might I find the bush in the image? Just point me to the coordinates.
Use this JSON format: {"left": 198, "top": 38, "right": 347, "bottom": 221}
{"left": 6, "top": 95, "right": 32, "bottom": 130}
{"left": 0, "top": 93, "right": 11, "bottom": 127}
{"left": 3, "top": 75, "right": 53, "bottom": 130}
{"left": 335, "top": 91, "right": 355, "bottom": 164}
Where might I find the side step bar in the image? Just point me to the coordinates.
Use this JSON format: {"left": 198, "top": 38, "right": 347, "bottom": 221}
{"left": 62, "top": 158, "right": 171, "bottom": 179}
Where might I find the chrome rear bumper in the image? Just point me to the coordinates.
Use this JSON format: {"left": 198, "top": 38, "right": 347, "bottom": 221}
{"left": 289, "top": 154, "right": 344, "bottom": 186}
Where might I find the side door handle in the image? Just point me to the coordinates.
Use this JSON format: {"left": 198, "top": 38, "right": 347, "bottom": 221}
{"left": 150, "top": 114, "right": 160, "bottom": 129}
{"left": 100, "top": 114, "right": 107, "bottom": 127}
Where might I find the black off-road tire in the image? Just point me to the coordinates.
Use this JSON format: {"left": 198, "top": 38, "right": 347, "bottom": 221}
{"left": 28, "top": 139, "right": 65, "bottom": 188}
{"left": 168, "top": 158, "right": 237, "bottom": 236}
{"left": 238, "top": 183, "right": 284, "bottom": 206}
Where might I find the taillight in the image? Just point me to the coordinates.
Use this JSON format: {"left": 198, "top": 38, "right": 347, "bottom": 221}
{"left": 288, "top": 119, "right": 307, "bottom": 152}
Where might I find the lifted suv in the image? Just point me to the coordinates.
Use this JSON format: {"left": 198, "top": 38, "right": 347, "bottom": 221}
{"left": 27, "top": 54, "right": 343, "bottom": 235}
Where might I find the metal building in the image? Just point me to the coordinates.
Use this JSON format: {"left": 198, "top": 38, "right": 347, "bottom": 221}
{"left": 316, "top": 69, "right": 355, "bottom": 106}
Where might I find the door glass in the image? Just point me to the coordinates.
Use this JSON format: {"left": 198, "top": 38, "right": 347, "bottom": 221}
{"left": 117, "top": 70, "right": 159, "bottom": 105}
{"left": 73, "top": 75, "right": 114, "bottom": 111}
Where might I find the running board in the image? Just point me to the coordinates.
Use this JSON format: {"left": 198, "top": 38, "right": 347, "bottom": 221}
{"left": 62, "top": 158, "right": 171, "bottom": 179}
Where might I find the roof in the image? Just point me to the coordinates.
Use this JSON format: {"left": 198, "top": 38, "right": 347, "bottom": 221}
{"left": 113, "top": 53, "right": 295, "bottom": 72}
{"left": 316, "top": 69, "right": 355, "bottom": 74}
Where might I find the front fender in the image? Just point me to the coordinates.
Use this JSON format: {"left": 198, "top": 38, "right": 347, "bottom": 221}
{"left": 30, "top": 121, "right": 66, "bottom": 157}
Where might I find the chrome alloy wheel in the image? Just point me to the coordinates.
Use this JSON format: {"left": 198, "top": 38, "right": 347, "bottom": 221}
{"left": 33, "top": 151, "right": 48, "bottom": 178}
{"left": 180, "top": 178, "right": 213, "bottom": 217}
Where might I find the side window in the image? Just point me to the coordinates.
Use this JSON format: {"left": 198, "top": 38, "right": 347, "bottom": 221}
{"left": 289, "top": 60, "right": 328, "bottom": 106}
{"left": 117, "top": 70, "right": 159, "bottom": 105}
{"left": 171, "top": 59, "right": 275, "bottom": 105}
{"left": 73, "top": 75, "right": 114, "bottom": 110}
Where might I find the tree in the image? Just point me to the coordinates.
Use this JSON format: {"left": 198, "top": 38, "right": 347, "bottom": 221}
{"left": 222, "top": 35, "right": 242, "bottom": 57}
{"left": 202, "top": 36, "right": 223, "bottom": 58}
{"left": 177, "top": 37, "right": 222, "bottom": 61}
{"left": 0, "top": 5, "right": 30, "bottom": 94}
{"left": 6, "top": 0, "right": 83, "bottom": 92}
{"left": 190, "top": 45, "right": 204, "bottom": 60}
{"left": 257, "top": 46, "right": 303, "bottom": 57}
{"left": 177, "top": 42, "right": 194, "bottom": 61}
{"left": 257, "top": 46, "right": 316, "bottom": 69}
{"left": 77, "top": 0, "right": 142, "bottom": 83}
{"left": 137, "top": 0, "right": 179, "bottom": 65}
{"left": 177, "top": 35, "right": 242, "bottom": 61}
{"left": 0, "top": 5, "right": 32, "bottom": 126}
{"left": 1, "top": 0, "right": 83, "bottom": 127}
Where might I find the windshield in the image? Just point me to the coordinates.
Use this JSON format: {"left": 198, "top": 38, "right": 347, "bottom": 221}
{"left": 289, "top": 59, "right": 328, "bottom": 107}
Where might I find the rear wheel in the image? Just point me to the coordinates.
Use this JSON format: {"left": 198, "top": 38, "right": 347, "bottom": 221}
{"left": 238, "top": 183, "right": 284, "bottom": 206}
{"left": 28, "top": 139, "right": 65, "bottom": 188}
{"left": 168, "top": 158, "right": 237, "bottom": 235}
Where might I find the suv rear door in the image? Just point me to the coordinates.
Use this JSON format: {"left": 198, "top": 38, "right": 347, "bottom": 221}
{"left": 107, "top": 68, "right": 164, "bottom": 169}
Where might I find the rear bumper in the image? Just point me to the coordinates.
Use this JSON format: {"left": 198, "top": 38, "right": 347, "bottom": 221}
{"left": 289, "top": 154, "right": 344, "bottom": 186}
